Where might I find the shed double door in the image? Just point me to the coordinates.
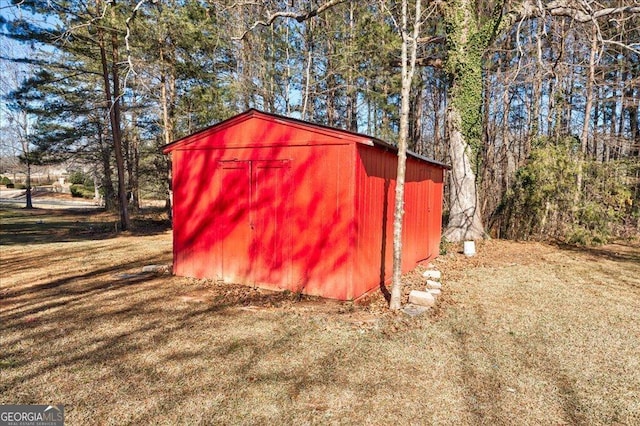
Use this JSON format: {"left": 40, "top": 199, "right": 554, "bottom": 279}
{"left": 215, "top": 159, "right": 291, "bottom": 288}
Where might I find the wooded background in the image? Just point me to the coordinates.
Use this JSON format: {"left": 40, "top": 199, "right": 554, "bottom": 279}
{"left": 1, "top": 0, "right": 638, "bottom": 244}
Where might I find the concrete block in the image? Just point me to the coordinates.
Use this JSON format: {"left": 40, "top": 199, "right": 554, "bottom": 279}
{"left": 402, "top": 304, "right": 429, "bottom": 317}
{"left": 142, "top": 264, "right": 170, "bottom": 274}
{"left": 428, "top": 288, "right": 442, "bottom": 297}
{"left": 426, "top": 279, "right": 442, "bottom": 289}
{"left": 408, "top": 290, "right": 436, "bottom": 307}
{"left": 422, "top": 270, "right": 441, "bottom": 280}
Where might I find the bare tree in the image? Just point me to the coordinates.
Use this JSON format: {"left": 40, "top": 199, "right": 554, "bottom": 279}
{"left": 0, "top": 40, "right": 35, "bottom": 209}
{"left": 389, "top": 0, "right": 428, "bottom": 309}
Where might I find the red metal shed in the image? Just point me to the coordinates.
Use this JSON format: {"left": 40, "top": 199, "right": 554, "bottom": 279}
{"left": 163, "top": 109, "right": 449, "bottom": 300}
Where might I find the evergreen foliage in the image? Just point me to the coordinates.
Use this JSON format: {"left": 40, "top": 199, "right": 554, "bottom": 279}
{"left": 500, "top": 137, "right": 636, "bottom": 244}
{"left": 70, "top": 184, "right": 95, "bottom": 199}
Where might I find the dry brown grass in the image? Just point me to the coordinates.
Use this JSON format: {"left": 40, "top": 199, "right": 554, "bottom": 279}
{"left": 1, "top": 207, "right": 639, "bottom": 425}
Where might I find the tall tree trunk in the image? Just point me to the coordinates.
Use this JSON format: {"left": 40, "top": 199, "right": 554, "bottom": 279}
{"left": 346, "top": 2, "right": 358, "bottom": 132}
{"left": 25, "top": 161, "right": 33, "bottom": 209}
{"left": 98, "top": 119, "right": 116, "bottom": 210}
{"left": 302, "top": 20, "right": 314, "bottom": 121}
{"left": 109, "top": 11, "right": 131, "bottom": 230}
{"left": 629, "top": 87, "right": 640, "bottom": 158}
{"left": 21, "top": 115, "right": 33, "bottom": 209}
{"left": 159, "top": 45, "right": 175, "bottom": 215}
{"left": 500, "top": 63, "right": 513, "bottom": 193}
{"left": 442, "top": 0, "right": 485, "bottom": 242}
{"left": 592, "top": 87, "right": 600, "bottom": 159}
{"left": 389, "top": 0, "right": 421, "bottom": 310}
{"left": 123, "top": 95, "right": 139, "bottom": 211}
{"left": 481, "top": 73, "right": 494, "bottom": 227}
{"left": 239, "top": 36, "right": 252, "bottom": 110}
{"left": 98, "top": 18, "right": 130, "bottom": 231}
{"left": 410, "top": 82, "right": 423, "bottom": 152}
{"left": 577, "top": 24, "right": 598, "bottom": 193}
{"left": 432, "top": 79, "right": 444, "bottom": 159}
{"left": 528, "top": 18, "right": 544, "bottom": 156}
{"left": 128, "top": 114, "right": 140, "bottom": 210}
{"left": 565, "top": 38, "right": 577, "bottom": 136}
{"left": 550, "top": 19, "right": 568, "bottom": 140}
{"left": 284, "top": 24, "right": 292, "bottom": 115}
{"left": 444, "top": 107, "right": 484, "bottom": 241}
{"left": 631, "top": 110, "right": 640, "bottom": 158}
{"left": 325, "top": 23, "right": 337, "bottom": 127}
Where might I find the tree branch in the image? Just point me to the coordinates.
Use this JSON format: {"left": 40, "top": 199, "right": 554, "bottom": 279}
{"left": 502, "top": 0, "right": 640, "bottom": 57}
{"left": 233, "top": 0, "right": 348, "bottom": 40}
{"left": 123, "top": 0, "right": 154, "bottom": 91}
{"left": 506, "top": 0, "right": 640, "bottom": 27}
{"left": 416, "top": 35, "right": 445, "bottom": 44}
{"left": 390, "top": 56, "right": 443, "bottom": 68}
{"left": 545, "top": 1, "right": 640, "bottom": 23}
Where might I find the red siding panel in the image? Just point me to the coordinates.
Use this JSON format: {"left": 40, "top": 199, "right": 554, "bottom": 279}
{"left": 353, "top": 145, "right": 396, "bottom": 297}
{"left": 353, "top": 145, "right": 444, "bottom": 298}
{"left": 171, "top": 141, "right": 356, "bottom": 299}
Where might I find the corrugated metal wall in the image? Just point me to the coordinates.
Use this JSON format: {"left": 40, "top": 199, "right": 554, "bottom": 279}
{"left": 353, "top": 145, "right": 442, "bottom": 298}
{"left": 172, "top": 141, "right": 356, "bottom": 300}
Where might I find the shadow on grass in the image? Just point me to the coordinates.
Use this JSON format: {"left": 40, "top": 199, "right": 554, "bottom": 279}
{"left": 0, "top": 207, "right": 171, "bottom": 245}
{"left": 0, "top": 267, "right": 328, "bottom": 396}
{"left": 450, "top": 307, "right": 591, "bottom": 425}
{"left": 553, "top": 241, "right": 640, "bottom": 265}
{"left": 0, "top": 204, "right": 369, "bottom": 423}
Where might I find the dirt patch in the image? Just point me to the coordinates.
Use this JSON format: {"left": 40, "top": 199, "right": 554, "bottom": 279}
{"left": 1, "top": 207, "right": 639, "bottom": 425}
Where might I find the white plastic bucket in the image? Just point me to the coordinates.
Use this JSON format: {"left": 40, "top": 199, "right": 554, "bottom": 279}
{"left": 463, "top": 240, "right": 476, "bottom": 257}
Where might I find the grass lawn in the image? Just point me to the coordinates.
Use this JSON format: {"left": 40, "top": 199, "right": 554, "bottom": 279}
{"left": 1, "top": 207, "right": 639, "bottom": 425}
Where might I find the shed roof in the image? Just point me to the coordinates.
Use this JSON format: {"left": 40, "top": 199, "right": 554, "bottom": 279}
{"left": 162, "top": 109, "right": 451, "bottom": 170}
